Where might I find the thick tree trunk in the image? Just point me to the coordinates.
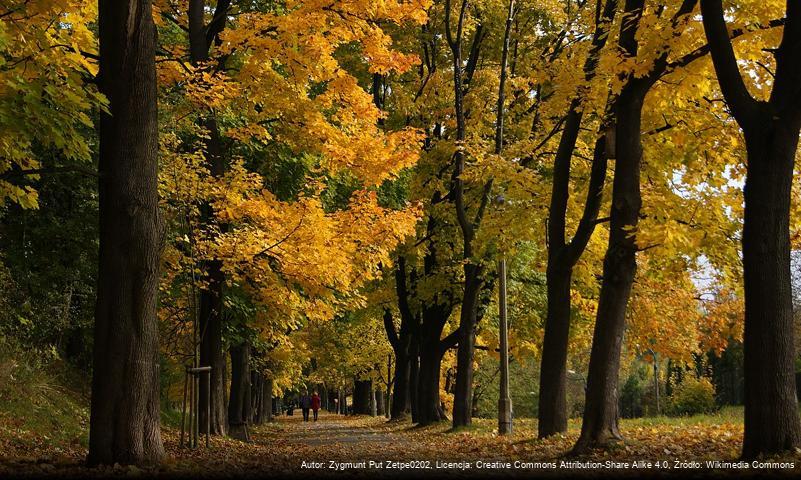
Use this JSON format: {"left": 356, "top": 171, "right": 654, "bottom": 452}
{"left": 700, "top": 0, "right": 801, "bottom": 458}
{"left": 409, "top": 338, "right": 421, "bottom": 422}
{"left": 740, "top": 124, "right": 801, "bottom": 458}
{"left": 391, "top": 347, "right": 410, "bottom": 419}
{"left": 573, "top": 87, "right": 645, "bottom": 453}
{"left": 353, "top": 380, "right": 372, "bottom": 415}
{"left": 88, "top": 0, "right": 164, "bottom": 466}
{"left": 416, "top": 341, "right": 446, "bottom": 425}
{"left": 452, "top": 267, "right": 483, "bottom": 428}
{"left": 228, "top": 343, "right": 251, "bottom": 442}
{"left": 198, "top": 269, "right": 227, "bottom": 435}
{"left": 538, "top": 266, "right": 572, "bottom": 437}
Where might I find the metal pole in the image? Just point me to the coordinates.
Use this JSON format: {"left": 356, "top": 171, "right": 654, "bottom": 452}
{"left": 180, "top": 370, "right": 188, "bottom": 447}
{"left": 498, "top": 257, "right": 512, "bottom": 435}
{"left": 188, "top": 368, "right": 194, "bottom": 448}
{"left": 206, "top": 370, "right": 211, "bottom": 447}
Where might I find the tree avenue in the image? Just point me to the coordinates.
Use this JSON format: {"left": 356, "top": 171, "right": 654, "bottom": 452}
{"left": 0, "top": 0, "right": 800, "bottom": 472}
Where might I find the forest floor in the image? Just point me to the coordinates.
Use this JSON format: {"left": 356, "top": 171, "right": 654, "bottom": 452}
{"left": 2, "top": 408, "right": 801, "bottom": 478}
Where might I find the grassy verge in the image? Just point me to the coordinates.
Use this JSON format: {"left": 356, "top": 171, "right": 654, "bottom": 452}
{"left": 0, "top": 339, "right": 89, "bottom": 461}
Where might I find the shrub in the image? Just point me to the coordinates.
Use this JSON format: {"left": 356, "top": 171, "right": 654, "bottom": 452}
{"left": 666, "top": 376, "right": 716, "bottom": 416}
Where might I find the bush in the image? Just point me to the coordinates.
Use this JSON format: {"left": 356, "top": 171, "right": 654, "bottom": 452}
{"left": 666, "top": 376, "right": 716, "bottom": 416}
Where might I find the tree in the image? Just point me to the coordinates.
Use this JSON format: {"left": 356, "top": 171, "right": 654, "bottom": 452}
{"left": 444, "top": 0, "right": 491, "bottom": 430}
{"left": 573, "top": 0, "right": 699, "bottom": 453}
{"left": 537, "top": 0, "right": 617, "bottom": 438}
{"left": 700, "top": 0, "right": 801, "bottom": 458}
{"left": 88, "top": 0, "right": 164, "bottom": 466}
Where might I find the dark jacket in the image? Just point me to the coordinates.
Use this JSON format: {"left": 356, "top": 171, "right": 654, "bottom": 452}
{"left": 300, "top": 394, "right": 312, "bottom": 409}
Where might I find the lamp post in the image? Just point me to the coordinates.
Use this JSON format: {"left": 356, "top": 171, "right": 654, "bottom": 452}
{"left": 496, "top": 195, "right": 512, "bottom": 435}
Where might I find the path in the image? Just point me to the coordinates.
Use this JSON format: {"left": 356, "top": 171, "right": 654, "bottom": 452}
{"left": 273, "top": 412, "right": 398, "bottom": 446}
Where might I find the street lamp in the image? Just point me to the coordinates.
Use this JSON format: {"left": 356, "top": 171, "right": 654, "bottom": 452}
{"left": 496, "top": 194, "right": 512, "bottom": 435}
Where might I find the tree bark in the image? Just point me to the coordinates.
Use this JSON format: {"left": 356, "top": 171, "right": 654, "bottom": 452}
{"left": 416, "top": 343, "right": 446, "bottom": 425}
{"left": 228, "top": 343, "right": 251, "bottom": 442}
{"left": 250, "top": 371, "right": 262, "bottom": 425}
{"left": 390, "top": 346, "right": 410, "bottom": 419}
{"left": 264, "top": 377, "right": 273, "bottom": 422}
{"left": 701, "top": 0, "right": 801, "bottom": 458}
{"left": 88, "top": 0, "right": 164, "bottom": 466}
{"left": 409, "top": 334, "right": 421, "bottom": 422}
{"left": 353, "top": 379, "right": 372, "bottom": 415}
{"left": 198, "top": 270, "right": 227, "bottom": 435}
{"left": 452, "top": 266, "right": 483, "bottom": 427}
{"left": 376, "top": 388, "right": 385, "bottom": 417}
{"left": 538, "top": 266, "right": 572, "bottom": 436}
{"left": 386, "top": 258, "right": 419, "bottom": 420}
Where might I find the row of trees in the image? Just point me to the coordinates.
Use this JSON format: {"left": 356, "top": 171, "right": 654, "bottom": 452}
{"left": 369, "top": 0, "right": 801, "bottom": 460}
{"left": 1, "top": 0, "right": 800, "bottom": 467}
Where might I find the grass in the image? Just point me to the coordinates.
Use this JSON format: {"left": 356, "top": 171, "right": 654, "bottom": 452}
{"left": 0, "top": 339, "right": 90, "bottom": 456}
{"left": 630, "top": 406, "right": 744, "bottom": 427}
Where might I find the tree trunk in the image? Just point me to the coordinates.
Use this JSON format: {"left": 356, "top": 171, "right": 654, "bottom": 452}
{"left": 264, "top": 377, "right": 273, "bottom": 422}
{"left": 376, "top": 389, "right": 385, "bottom": 416}
{"left": 391, "top": 346, "right": 411, "bottom": 419}
{"left": 198, "top": 270, "right": 227, "bottom": 435}
{"left": 452, "top": 267, "right": 483, "bottom": 428}
{"left": 700, "top": 0, "right": 801, "bottom": 458}
{"left": 740, "top": 123, "right": 801, "bottom": 457}
{"left": 538, "top": 266, "right": 572, "bottom": 437}
{"left": 416, "top": 340, "right": 446, "bottom": 425}
{"left": 88, "top": 0, "right": 164, "bottom": 466}
{"left": 409, "top": 337, "right": 420, "bottom": 422}
{"left": 353, "top": 380, "right": 372, "bottom": 415}
{"left": 370, "top": 385, "right": 378, "bottom": 417}
{"left": 228, "top": 343, "right": 251, "bottom": 442}
{"left": 573, "top": 86, "right": 645, "bottom": 453}
{"left": 328, "top": 389, "right": 337, "bottom": 412}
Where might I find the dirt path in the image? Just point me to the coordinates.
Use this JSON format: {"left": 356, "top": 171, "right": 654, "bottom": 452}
{"left": 272, "top": 413, "right": 399, "bottom": 446}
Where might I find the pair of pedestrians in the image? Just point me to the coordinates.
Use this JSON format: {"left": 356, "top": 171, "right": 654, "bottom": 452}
{"left": 299, "top": 391, "right": 321, "bottom": 421}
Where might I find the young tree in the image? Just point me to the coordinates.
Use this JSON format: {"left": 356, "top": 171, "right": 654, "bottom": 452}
{"left": 89, "top": 0, "right": 164, "bottom": 466}
{"left": 701, "top": 0, "right": 801, "bottom": 458}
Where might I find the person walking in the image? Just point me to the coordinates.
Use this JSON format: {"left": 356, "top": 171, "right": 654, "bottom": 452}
{"left": 311, "top": 391, "right": 321, "bottom": 421}
{"left": 299, "top": 391, "right": 312, "bottom": 422}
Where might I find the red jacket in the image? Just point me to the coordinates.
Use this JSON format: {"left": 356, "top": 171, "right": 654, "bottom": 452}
{"left": 311, "top": 394, "right": 321, "bottom": 410}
